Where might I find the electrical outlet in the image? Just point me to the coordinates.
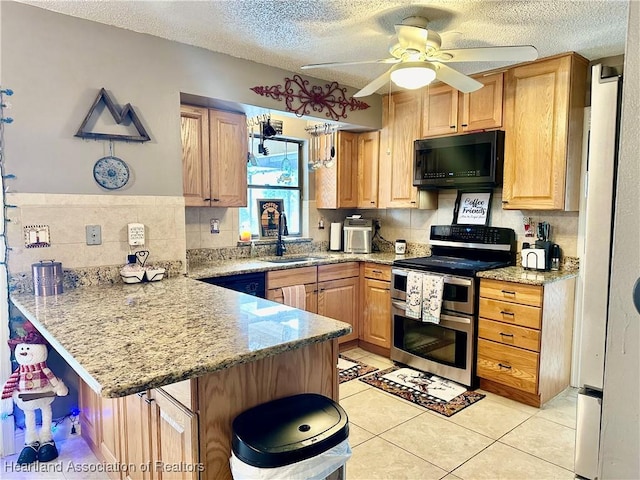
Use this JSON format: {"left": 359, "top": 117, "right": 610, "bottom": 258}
{"left": 86, "top": 225, "right": 102, "bottom": 245}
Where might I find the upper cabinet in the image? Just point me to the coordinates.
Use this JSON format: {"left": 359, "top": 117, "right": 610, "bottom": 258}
{"left": 422, "top": 72, "right": 504, "bottom": 137}
{"left": 315, "top": 131, "right": 358, "bottom": 209}
{"left": 357, "top": 131, "right": 380, "bottom": 208}
{"left": 181, "top": 105, "right": 247, "bottom": 207}
{"left": 502, "top": 53, "right": 587, "bottom": 210}
{"left": 380, "top": 90, "right": 438, "bottom": 209}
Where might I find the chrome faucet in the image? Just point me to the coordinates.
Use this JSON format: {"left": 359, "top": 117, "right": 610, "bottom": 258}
{"left": 276, "top": 212, "right": 288, "bottom": 256}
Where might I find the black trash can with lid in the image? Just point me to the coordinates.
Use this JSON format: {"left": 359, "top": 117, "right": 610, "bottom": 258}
{"left": 231, "top": 393, "right": 349, "bottom": 469}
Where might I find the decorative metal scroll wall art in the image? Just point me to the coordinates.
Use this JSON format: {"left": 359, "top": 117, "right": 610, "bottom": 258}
{"left": 250, "top": 75, "right": 369, "bottom": 122}
{"left": 75, "top": 88, "right": 151, "bottom": 142}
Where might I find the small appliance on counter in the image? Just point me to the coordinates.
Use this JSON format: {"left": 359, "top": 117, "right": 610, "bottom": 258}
{"left": 343, "top": 217, "right": 373, "bottom": 253}
{"left": 329, "top": 222, "right": 342, "bottom": 251}
{"left": 521, "top": 221, "right": 560, "bottom": 271}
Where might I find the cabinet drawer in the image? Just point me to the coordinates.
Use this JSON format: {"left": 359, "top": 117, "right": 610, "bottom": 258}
{"left": 478, "top": 318, "right": 541, "bottom": 352}
{"left": 363, "top": 263, "right": 391, "bottom": 282}
{"left": 267, "top": 266, "right": 317, "bottom": 289}
{"left": 479, "top": 297, "right": 542, "bottom": 329}
{"left": 318, "top": 262, "right": 359, "bottom": 282}
{"left": 480, "top": 279, "right": 543, "bottom": 307}
{"left": 477, "top": 339, "right": 539, "bottom": 394}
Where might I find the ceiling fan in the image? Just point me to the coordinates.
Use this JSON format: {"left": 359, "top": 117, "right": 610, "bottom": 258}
{"left": 301, "top": 16, "right": 538, "bottom": 97}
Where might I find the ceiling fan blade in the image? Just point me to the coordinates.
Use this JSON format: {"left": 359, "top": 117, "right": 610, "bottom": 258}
{"left": 394, "top": 24, "right": 428, "bottom": 51}
{"left": 434, "top": 63, "right": 483, "bottom": 93}
{"left": 301, "top": 58, "right": 399, "bottom": 69}
{"left": 353, "top": 69, "right": 392, "bottom": 98}
{"left": 435, "top": 45, "right": 538, "bottom": 63}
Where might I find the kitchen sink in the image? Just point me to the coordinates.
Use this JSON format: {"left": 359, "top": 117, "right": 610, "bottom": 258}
{"left": 261, "top": 256, "right": 325, "bottom": 264}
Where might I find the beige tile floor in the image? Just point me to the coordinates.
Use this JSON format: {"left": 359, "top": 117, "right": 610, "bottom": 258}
{"left": 2, "top": 348, "right": 578, "bottom": 480}
{"left": 341, "top": 347, "right": 578, "bottom": 480}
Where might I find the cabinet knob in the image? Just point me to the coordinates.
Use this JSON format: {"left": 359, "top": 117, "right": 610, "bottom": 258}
{"left": 461, "top": 124, "right": 468, "bottom": 127}
{"left": 449, "top": 125, "right": 455, "bottom": 129}
{"left": 204, "top": 198, "right": 211, "bottom": 202}
{"left": 212, "top": 198, "right": 220, "bottom": 202}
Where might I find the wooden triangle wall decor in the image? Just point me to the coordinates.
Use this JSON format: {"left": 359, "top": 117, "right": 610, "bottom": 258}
{"left": 75, "top": 88, "right": 151, "bottom": 142}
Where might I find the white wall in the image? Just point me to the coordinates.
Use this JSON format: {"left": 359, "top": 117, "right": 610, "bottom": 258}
{"left": 600, "top": 1, "right": 640, "bottom": 477}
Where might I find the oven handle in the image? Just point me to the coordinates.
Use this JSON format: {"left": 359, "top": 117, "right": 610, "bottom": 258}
{"left": 391, "top": 301, "right": 471, "bottom": 325}
{"left": 392, "top": 268, "right": 472, "bottom": 287}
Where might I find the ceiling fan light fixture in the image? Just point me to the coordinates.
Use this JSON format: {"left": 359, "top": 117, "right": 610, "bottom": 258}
{"left": 390, "top": 62, "right": 436, "bottom": 90}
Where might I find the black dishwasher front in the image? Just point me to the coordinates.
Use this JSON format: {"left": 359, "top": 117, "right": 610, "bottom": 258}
{"left": 199, "top": 272, "right": 266, "bottom": 298}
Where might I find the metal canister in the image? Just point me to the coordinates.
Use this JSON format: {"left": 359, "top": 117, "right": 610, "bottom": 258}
{"left": 32, "top": 260, "right": 64, "bottom": 296}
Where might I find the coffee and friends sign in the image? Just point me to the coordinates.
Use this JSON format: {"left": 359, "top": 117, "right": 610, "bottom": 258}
{"left": 454, "top": 191, "right": 492, "bottom": 225}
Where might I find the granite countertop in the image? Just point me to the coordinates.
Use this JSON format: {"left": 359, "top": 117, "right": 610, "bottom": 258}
{"left": 477, "top": 265, "right": 578, "bottom": 285}
{"left": 10, "top": 277, "right": 351, "bottom": 398}
{"left": 187, "top": 251, "right": 406, "bottom": 279}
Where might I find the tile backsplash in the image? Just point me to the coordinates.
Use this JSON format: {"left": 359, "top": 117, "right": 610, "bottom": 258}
{"left": 185, "top": 189, "right": 579, "bottom": 258}
{"left": 6, "top": 193, "right": 187, "bottom": 275}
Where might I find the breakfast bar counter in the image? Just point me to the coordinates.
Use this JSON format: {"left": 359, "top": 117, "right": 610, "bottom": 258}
{"left": 10, "top": 277, "right": 351, "bottom": 479}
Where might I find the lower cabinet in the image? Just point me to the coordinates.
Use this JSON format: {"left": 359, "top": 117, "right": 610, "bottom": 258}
{"left": 266, "top": 266, "right": 318, "bottom": 313}
{"left": 318, "top": 263, "right": 360, "bottom": 344}
{"left": 476, "top": 277, "right": 576, "bottom": 407}
{"left": 79, "top": 380, "right": 198, "bottom": 480}
{"left": 360, "top": 263, "right": 392, "bottom": 352}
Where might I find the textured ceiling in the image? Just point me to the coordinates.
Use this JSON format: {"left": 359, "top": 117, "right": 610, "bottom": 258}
{"left": 18, "top": 0, "right": 629, "bottom": 94}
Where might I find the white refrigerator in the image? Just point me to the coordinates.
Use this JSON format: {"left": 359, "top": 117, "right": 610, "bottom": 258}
{"left": 573, "top": 64, "right": 622, "bottom": 479}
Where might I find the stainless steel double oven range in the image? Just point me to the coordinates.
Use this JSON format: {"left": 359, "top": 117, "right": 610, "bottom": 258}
{"left": 391, "top": 225, "right": 516, "bottom": 387}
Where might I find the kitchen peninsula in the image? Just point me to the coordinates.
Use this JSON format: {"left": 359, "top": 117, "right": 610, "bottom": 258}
{"left": 10, "top": 277, "right": 351, "bottom": 479}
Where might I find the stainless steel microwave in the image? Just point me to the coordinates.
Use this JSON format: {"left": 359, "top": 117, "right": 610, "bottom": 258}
{"left": 413, "top": 130, "right": 504, "bottom": 189}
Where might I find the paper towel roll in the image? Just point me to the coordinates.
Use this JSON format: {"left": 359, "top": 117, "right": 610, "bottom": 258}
{"left": 329, "top": 223, "right": 342, "bottom": 251}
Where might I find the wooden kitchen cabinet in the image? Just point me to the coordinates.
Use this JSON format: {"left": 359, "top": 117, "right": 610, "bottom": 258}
{"left": 421, "top": 72, "right": 503, "bottom": 137}
{"left": 180, "top": 105, "right": 247, "bottom": 207}
{"left": 122, "top": 393, "right": 154, "bottom": 480}
{"left": 476, "top": 277, "right": 576, "bottom": 407}
{"left": 380, "top": 91, "right": 437, "bottom": 209}
{"left": 266, "top": 266, "right": 318, "bottom": 313}
{"left": 361, "top": 263, "right": 392, "bottom": 354}
{"left": 357, "top": 131, "right": 380, "bottom": 208}
{"left": 318, "top": 263, "right": 360, "bottom": 344}
{"left": 149, "top": 389, "right": 199, "bottom": 480}
{"left": 315, "top": 131, "right": 358, "bottom": 209}
{"left": 502, "top": 53, "right": 588, "bottom": 210}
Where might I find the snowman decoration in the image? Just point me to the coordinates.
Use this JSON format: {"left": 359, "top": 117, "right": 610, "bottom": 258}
{"left": 2, "top": 330, "right": 68, "bottom": 464}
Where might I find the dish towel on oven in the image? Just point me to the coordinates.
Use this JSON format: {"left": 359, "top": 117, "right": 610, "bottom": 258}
{"left": 422, "top": 274, "right": 444, "bottom": 324}
{"left": 282, "top": 285, "right": 306, "bottom": 310}
{"left": 405, "top": 272, "right": 423, "bottom": 319}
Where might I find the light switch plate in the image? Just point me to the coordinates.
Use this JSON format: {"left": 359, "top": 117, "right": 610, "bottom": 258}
{"left": 86, "top": 225, "right": 102, "bottom": 245}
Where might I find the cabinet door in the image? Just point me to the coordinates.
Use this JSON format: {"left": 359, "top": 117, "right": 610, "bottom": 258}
{"left": 379, "top": 91, "right": 421, "bottom": 208}
{"left": 149, "top": 389, "right": 199, "bottom": 480}
{"left": 122, "top": 393, "right": 154, "bottom": 480}
{"left": 502, "top": 54, "right": 586, "bottom": 210}
{"left": 100, "top": 397, "right": 122, "bottom": 480}
{"left": 318, "top": 276, "right": 359, "bottom": 343}
{"left": 78, "top": 379, "right": 101, "bottom": 451}
{"left": 357, "top": 131, "right": 380, "bottom": 208}
{"left": 209, "top": 109, "right": 247, "bottom": 207}
{"left": 461, "top": 72, "right": 504, "bottom": 131}
{"left": 362, "top": 278, "right": 391, "bottom": 348}
{"left": 180, "top": 106, "right": 210, "bottom": 207}
{"left": 422, "top": 84, "right": 459, "bottom": 137}
{"left": 337, "top": 132, "right": 358, "bottom": 208}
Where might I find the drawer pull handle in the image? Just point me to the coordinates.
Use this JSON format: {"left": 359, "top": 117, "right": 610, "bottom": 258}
{"left": 500, "top": 311, "right": 515, "bottom": 316}
{"left": 498, "top": 363, "right": 512, "bottom": 370}
{"left": 144, "top": 397, "right": 155, "bottom": 405}
{"left": 372, "top": 269, "right": 382, "bottom": 274}
{"left": 499, "top": 332, "right": 514, "bottom": 337}
{"left": 501, "top": 290, "right": 516, "bottom": 296}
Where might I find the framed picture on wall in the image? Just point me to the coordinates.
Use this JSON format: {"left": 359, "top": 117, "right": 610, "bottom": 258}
{"left": 453, "top": 190, "right": 493, "bottom": 225}
{"left": 257, "top": 199, "right": 284, "bottom": 239}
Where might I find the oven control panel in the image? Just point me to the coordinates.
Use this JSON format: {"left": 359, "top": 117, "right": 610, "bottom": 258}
{"left": 431, "top": 225, "right": 515, "bottom": 245}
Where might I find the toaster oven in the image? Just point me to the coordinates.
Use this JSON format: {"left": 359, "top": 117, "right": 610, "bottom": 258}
{"left": 343, "top": 218, "right": 373, "bottom": 253}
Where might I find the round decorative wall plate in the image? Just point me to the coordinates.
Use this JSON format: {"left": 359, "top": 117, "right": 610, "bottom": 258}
{"left": 93, "top": 156, "right": 130, "bottom": 190}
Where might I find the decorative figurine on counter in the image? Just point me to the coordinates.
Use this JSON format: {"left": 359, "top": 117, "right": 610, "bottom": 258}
{"left": 1, "top": 326, "right": 68, "bottom": 464}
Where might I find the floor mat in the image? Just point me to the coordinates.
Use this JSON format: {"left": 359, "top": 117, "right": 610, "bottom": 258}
{"left": 359, "top": 366, "right": 485, "bottom": 417}
{"left": 338, "top": 355, "right": 379, "bottom": 383}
